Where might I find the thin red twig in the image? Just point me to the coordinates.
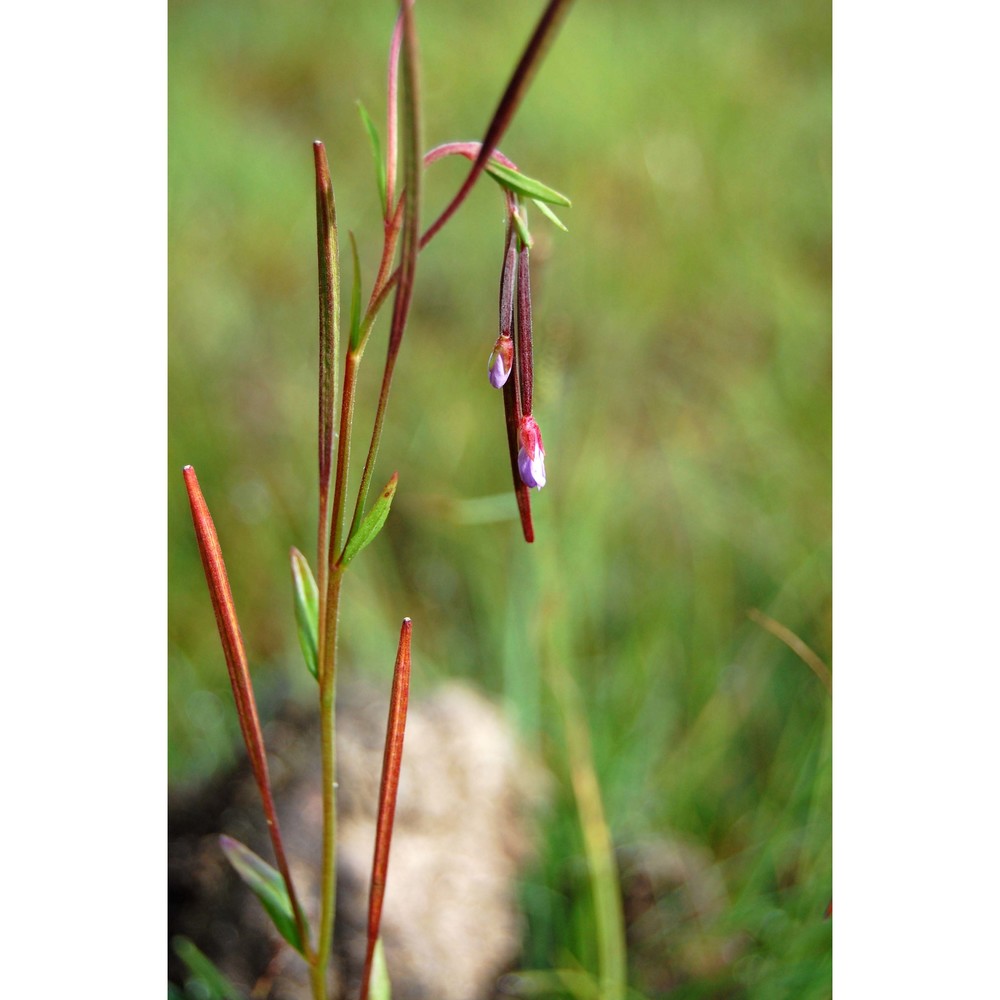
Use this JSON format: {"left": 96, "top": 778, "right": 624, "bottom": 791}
{"left": 419, "top": 0, "right": 575, "bottom": 249}
{"left": 358, "top": 618, "right": 413, "bottom": 1000}
{"left": 182, "top": 465, "right": 312, "bottom": 957}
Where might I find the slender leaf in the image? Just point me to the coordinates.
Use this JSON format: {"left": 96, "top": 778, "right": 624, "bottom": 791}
{"left": 290, "top": 547, "right": 319, "bottom": 680}
{"left": 532, "top": 196, "right": 568, "bottom": 231}
{"left": 342, "top": 473, "right": 398, "bottom": 568}
{"left": 219, "top": 835, "right": 308, "bottom": 956}
{"left": 358, "top": 100, "right": 388, "bottom": 216}
{"left": 485, "top": 160, "right": 571, "bottom": 206}
{"left": 172, "top": 936, "right": 245, "bottom": 1000}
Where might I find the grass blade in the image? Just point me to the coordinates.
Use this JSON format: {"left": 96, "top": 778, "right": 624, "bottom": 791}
{"left": 549, "top": 658, "right": 626, "bottom": 1000}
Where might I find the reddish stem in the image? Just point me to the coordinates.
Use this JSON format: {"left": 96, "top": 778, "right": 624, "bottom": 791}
{"left": 502, "top": 377, "right": 534, "bottom": 543}
{"left": 359, "top": 618, "right": 413, "bottom": 1000}
{"left": 423, "top": 142, "right": 518, "bottom": 172}
{"left": 385, "top": 12, "right": 403, "bottom": 216}
{"left": 419, "top": 0, "right": 575, "bottom": 249}
{"left": 499, "top": 222, "right": 518, "bottom": 340}
{"left": 516, "top": 233, "right": 534, "bottom": 416}
{"left": 182, "top": 465, "right": 312, "bottom": 958}
{"left": 348, "top": 0, "right": 422, "bottom": 543}
{"left": 313, "top": 141, "right": 340, "bottom": 594}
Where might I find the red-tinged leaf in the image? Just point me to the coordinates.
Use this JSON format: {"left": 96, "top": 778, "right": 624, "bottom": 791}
{"left": 182, "top": 466, "right": 267, "bottom": 777}
{"left": 386, "top": 2, "right": 421, "bottom": 363}
{"left": 516, "top": 237, "right": 534, "bottom": 416}
{"left": 314, "top": 140, "right": 341, "bottom": 581}
{"left": 182, "top": 465, "right": 310, "bottom": 956}
{"left": 359, "top": 618, "right": 413, "bottom": 1000}
{"left": 385, "top": 11, "right": 403, "bottom": 215}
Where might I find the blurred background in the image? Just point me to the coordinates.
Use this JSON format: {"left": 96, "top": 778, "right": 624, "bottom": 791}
{"left": 170, "top": 0, "right": 830, "bottom": 995}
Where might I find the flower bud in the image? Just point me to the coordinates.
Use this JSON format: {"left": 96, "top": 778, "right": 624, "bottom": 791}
{"left": 488, "top": 335, "right": 514, "bottom": 388}
{"left": 517, "top": 415, "right": 546, "bottom": 490}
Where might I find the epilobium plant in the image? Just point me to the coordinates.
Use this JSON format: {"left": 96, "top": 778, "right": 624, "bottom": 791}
{"left": 180, "top": 2, "right": 574, "bottom": 997}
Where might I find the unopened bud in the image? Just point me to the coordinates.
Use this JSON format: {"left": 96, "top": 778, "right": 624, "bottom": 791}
{"left": 517, "top": 415, "right": 546, "bottom": 490}
{"left": 488, "top": 335, "right": 514, "bottom": 389}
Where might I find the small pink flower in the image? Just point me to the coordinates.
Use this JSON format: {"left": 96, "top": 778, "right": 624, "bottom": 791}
{"left": 517, "top": 415, "right": 546, "bottom": 490}
{"left": 488, "top": 335, "right": 514, "bottom": 388}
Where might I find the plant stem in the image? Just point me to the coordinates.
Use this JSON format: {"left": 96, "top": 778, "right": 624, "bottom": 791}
{"left": 346, "top": 0, "right": 422, "bottom": 545}
{"left": 330, "top": 351, "right": 360, "bottom": 565}
{"left": 313, "top": 568, "right": 343, "bottom": 1000}
{"left": 306, "top": 4, "right": 576, "bottom": 994}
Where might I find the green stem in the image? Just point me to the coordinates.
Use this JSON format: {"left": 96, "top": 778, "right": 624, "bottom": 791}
{"left": 330, "top": 351, "right": 360, "bottom": 565}
{"left": 313, "top": 570, "right": 343, "bottom": 999}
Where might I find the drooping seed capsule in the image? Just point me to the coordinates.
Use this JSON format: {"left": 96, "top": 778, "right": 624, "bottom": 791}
{"left": 517, "top": 414, "right": 546, "bottom": 490}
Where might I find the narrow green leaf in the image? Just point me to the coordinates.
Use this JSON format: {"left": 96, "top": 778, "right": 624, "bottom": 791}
{"left": 348, "top": 231, "right": 363, "bottom": 352}
{"left": 369, "top": 937, "right": 393, "bottom": 1000}
{"left": 485, "top": 161, "right": 571, "bottom": 207}
{"left": 219, "top": 836, "right": 307, "bottom": 956}
{"left": 290, "top": 547, "right": 319, "bottom": 680}
{"left": 172, "top": 936, "right": 245, "bottom": 1000}
{"left": 358, "top": 101, "right": 388, "bottom": 215}
{"left": 342, "top": 473, "right": 398, "bottom": 568}
{"left": 532, "top": 197, "right": 568, "bottom": 232}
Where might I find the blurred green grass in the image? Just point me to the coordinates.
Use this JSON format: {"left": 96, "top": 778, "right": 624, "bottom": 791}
{"left": 169, "top": 0, "right": 830, "bottom": 995}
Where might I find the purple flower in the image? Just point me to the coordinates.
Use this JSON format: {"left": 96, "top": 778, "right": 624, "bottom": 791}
{"left": 488, "top": 335, "right": 514, "bottom": 388}
{"left": 517, "top": 415, "right": 546, "bottom": 490}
